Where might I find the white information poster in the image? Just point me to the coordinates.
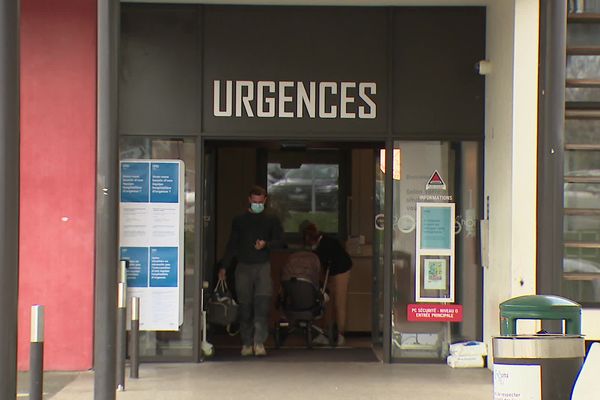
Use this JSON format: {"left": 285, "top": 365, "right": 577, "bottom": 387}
{"left": 119, "top": 160, "right": 185, "bottom": 331}
{"left": 423, "top": 259, "right": 447, "bottom": 290}
{"left": 493, "top": 364, "right": 541, "bottom": 400}
{"left": 416, "top": 202, "right": 455, "bottom": 302}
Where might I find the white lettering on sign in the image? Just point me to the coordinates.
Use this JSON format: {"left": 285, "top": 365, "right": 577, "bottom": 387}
{"left": 213, "top": 80, "right": 377, "bottom": 119}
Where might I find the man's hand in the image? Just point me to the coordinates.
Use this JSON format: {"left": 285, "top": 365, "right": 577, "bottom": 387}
{"left": 218, "top": 268, "right": 226, "bottom": 281}
{"left": 255, "top": 239, "right": 267, "bottom": 250}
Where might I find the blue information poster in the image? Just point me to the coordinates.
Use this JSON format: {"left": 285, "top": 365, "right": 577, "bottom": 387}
{"left": 120, "top": 162, "right": 150, "bottom": 203}
{"left": 150, "top": 247, "right": 178, "bottom": 288}
{"left": 120, "top": 247, "right": 149, "bottom": 288}
{"left": 119, "top": 160, "right": 184, "bottom": 331}
{"left": 416, "top": 202, "right": 455, "bottom": 303}
{"left": 151, "top": 163, "right": 179, "bottom": 203}
{"left": 420, "top": 207, "right": 452, "bottom": 250}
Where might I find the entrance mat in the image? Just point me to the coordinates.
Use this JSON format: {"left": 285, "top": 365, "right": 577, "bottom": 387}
{"left": 209, "top": 347, "right": 379, "bottom": 363}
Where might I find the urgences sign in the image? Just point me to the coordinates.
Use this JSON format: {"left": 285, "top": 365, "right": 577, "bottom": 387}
{"left": 213, "top": 80, "right": 377, "bottom": 120}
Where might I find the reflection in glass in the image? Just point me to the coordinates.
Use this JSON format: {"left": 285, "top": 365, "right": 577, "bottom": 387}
{"left": 564, "top": 182, "right": 600, "bottom": 209}
{"left": 567, "top": 56, "right": 600, "bottom": 80}
{"left": 564, "top": 215, "right": 600, "bottom": 239}
{"left": 119, "top": 137, "right": 196, "bottom": 359}
{"left": 565, "top": 119, "right": 600, "bottom": 145}
{"left": 564, "top": 151, "right": 600, "bottom": 175}
{"left": 563, "top": 254, "right": 600, "bottom": 303}
{"left": 568, "top": 25, "right": 600, "bottom": 47}
{"left": 267, "top": 163, "right": 339, "bottom": 233}
{"left": 568, "top": 0, "right": 600, "bottom": 13}
{"left": 566, "top": 87, "right": 600, "bottom": 102}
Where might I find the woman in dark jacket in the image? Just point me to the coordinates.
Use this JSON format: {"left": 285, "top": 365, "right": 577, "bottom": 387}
{"left": 303, "top": 222, "right": 352, "bottom": 345}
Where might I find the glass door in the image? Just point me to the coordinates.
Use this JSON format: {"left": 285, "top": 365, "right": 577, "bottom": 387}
{"left": 388, "top": 141, "right": 482, "bottom": 361}
{"left": 119, "top": 137, "right": 198, "bottom": 360}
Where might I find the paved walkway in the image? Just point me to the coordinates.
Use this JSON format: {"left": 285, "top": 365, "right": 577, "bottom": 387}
{"left": 21, "top": 360, "right": 493, "bottom": 400}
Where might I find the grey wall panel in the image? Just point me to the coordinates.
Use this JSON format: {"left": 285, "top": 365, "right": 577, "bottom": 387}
{"left": 392, "top": 8, "right": 485, "bottom": 139}
{"left": 202, "top": 6, "right": 388, "bottom": 134}
{"left": 120, "top": 5, "right": 200, "bottom": 134}
{"left": 118, "top": 5, "right": 485, "bottom": 139}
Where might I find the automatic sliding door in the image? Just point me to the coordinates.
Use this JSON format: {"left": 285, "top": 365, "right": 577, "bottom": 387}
{"left": 388, "top": 141, "right": 481, "bottom": 361}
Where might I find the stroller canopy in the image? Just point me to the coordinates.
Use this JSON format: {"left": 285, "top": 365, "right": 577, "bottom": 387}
{"left": 281, "top": 251, "right": 321, "bottom": 288}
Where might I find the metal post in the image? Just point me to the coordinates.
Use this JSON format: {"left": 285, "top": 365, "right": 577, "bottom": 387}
{"left": 116, "top": 282, "right": 127, "bottom": 391}
{"left": 95, "top": 0, "right": 119, "bottom": 399}
{"left": 0, "top": 1, "right": 20, "bottom": 399}
{"left": 119, "top": 260, "right": 128, "bottom": 284}
{"left": 129, "top": 297, "right": 140, "bottom": 379}
{"left": 537, "top": 0, "right": 566, "bottom": 296}
{"left": 29, "top": 306, "right": 45, "bottom": 400}
{"left": 382, "top": 138, "right": 393, "bottom": 363}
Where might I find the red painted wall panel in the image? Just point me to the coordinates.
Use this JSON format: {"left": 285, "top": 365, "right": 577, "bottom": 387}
{"left": 19, "top": 0, "right": 96, "bottom": 370}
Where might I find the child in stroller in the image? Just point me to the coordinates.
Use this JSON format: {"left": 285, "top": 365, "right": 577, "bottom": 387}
{"left": 274, "top": 251, "right": 336, "bottom": 348}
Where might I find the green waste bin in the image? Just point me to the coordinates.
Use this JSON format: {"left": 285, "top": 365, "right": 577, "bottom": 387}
{"left": 493, "top": 295, "right": 584, "bottom": 400}
{"left": 499, "top": 295, "right": 581, "bottom": 336}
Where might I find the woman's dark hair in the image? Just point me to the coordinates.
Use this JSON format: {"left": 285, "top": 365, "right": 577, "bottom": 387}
{"left": 249, "top": 185, "right": 267, "bottom": 197}
{"left": 302, "top": 222, "right": 321, "bottom": 245}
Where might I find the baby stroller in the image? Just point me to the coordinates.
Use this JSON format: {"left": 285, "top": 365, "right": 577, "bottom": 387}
{"left": 274, "top": 251, "right": 336, "bottom": 348}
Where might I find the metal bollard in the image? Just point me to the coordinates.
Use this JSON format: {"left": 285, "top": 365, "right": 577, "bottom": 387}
{"left": 119, "top": 260, "right": 128, "bottom": 285}
{"left": 116, "top": 282, "right": 127, "bottom": 391}
{"left": 129, "top": 297, "right": 140, "bottom": 378}
{"left": 29, "top": 305, "right": 44, "bottom": 400}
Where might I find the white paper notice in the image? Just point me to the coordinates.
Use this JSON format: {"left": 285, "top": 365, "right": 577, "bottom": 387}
{"left": 493, "top": 364, "right": 541, "bottom": 400}
{"left": 120, "top": 160, "right": 184, "bottom": 331}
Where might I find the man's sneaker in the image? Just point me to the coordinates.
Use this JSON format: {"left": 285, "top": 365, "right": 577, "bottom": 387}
{"left": 254, "top": 343, "right": 267, "bottom": 356}
{"left": 312, "top": 334, "right": 330, "bottom": 346}
{"left": 241, "top": 345, "right": 253, "bottom": 356}
{"left": 336, "top": 334, "right": 345, "bottom": 346}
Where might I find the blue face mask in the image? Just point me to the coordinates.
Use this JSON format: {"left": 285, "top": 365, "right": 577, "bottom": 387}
{"left": 250, "top": 202, "right": 265, "bottom": 214}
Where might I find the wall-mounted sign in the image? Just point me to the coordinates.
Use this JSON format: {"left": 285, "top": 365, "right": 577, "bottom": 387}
{"left": 119, "top": 160, "right": 185, "bottom": 331}
{"left": 407, "top": 304, "right": 463, "bottom": 322}
{"left": 213, "top": 80, "right": 377, "bottom": 120}
{"left": 425, "top": 170, "right": 446, "bottom": 190}
{"left": 419, "top": 169, "right": 453, "bottom": 201}
{"left": 416, "top": 202, "right": 455, "bottom": 302}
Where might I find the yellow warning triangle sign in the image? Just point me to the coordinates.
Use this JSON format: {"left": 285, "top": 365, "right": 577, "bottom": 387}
{"left": 426, "top": 170, "right": 446, "bottom": 190}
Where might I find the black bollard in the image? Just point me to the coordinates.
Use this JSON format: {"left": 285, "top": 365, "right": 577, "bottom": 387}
{"left": 29, "top": 305, "right": 44, "bottom": 400}
{"left": 129, "top": 297, "right": 140, "bottom": 379}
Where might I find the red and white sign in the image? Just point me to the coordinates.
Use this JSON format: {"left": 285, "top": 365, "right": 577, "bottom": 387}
{"left": 425, "top": 170, "right": 447, "bottom": 190}
{"left": 407, "top": 304, "right": 463, "bottom": 322}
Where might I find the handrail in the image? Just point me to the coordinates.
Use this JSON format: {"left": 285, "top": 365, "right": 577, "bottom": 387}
{"left": 563, "top": 273, "right": 600, "bottom": 281}
{"left": 565, "top": 109, "right": 600, "bottom": 119}
{"left": 564, "top": 175, "right": 600, "bottom": 183}
{"left": 568, "top": 13, "right": 600, "bottom": 23}
{"left": 564, "top": 242, "right": 600, "bottom": 249}
{"left": 567, "top": 46, "right": 600, "bottom": 55}
{"left": 566, "top": 79, "right": 600, "bottom": 88}
{"left": 564, "top": 208, "right": 600, "bottom": 216}
{"left": 565, "top": 144, "right": 600, "bottom": 151}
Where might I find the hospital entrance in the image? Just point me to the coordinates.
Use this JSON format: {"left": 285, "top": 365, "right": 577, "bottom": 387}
{"left": 119, "top": 137, "right": 482, "bottom": 363}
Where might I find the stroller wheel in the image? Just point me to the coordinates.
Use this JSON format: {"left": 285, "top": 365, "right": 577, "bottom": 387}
{"left": 306, "top": 322, "right": 313, "bottom": 349}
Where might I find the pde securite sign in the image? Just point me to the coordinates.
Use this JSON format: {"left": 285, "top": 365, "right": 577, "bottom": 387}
{"left": 120, "top": 160, "right": 184, "bottom": 331}
{"left": 407, "top": 304, "right": 463, "bottom": 322}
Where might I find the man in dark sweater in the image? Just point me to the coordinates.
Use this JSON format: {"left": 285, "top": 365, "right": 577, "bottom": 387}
{"left": 219, "top": 185, "right": 285, "bottom": 356}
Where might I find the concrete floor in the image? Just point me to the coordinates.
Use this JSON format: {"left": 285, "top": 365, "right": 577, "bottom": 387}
{"left": 40, "top": 359, "right": 493, "bottom": 400}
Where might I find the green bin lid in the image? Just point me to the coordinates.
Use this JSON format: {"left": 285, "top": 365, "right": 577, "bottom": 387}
{"left": 500, "top": 295, "right": 581, "bottom": 310}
